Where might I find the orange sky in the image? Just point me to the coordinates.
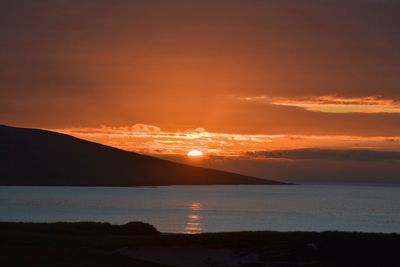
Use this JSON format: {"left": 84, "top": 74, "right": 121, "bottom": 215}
{"left": 2, "top": 1, "right": 400, "bottom": 182}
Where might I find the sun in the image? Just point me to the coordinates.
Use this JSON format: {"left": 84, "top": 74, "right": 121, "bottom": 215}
{"left": 187, "top": 149, "right": 204, "bottom": 157}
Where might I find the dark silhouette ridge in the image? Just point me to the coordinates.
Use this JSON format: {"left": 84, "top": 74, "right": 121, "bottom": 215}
{"left": 0, "top": 221, "right": 160, "bottom": 236}
{"left": 0, "top": 124, "right": 285, "bottom": 186}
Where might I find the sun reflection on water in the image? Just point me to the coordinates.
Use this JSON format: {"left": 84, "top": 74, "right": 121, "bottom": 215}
{"left": 184, "top": 201, "right": 203, "bottom": 234}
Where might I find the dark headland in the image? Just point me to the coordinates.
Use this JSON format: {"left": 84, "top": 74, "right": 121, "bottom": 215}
{"left": 0, "top": 124, "right": 285, "bottom": 186}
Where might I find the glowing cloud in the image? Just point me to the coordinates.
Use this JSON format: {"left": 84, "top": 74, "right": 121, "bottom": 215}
{"left": 239, "top": 95, "right": 400, "bottom": 113}
{"left": 50, "top": 125, "right": 400, "bottom": 157}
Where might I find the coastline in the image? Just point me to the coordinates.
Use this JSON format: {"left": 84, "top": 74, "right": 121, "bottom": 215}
{"left": 1, "top": 222, "right": 399, "bottom": 267}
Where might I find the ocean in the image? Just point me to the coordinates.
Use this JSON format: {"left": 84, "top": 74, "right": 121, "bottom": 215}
{"left": 0, "top": 185, "right": 399, "bottom": 233}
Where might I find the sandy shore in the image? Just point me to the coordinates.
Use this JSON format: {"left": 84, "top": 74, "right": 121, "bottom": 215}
{"left": 117, "top": 245, "right": 262, "bottom": 267}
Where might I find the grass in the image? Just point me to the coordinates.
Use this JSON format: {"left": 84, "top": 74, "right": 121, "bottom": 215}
{"left": 1, "top": 222, "right": 399, "bottom": 267}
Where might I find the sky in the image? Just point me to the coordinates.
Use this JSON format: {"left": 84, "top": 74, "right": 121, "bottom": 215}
{"left": 1, "top": 0, "right": 400, "bottom": 183}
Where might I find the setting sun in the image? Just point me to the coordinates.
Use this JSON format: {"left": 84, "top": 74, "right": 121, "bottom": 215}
{"left": 187, "top": 149, "right": 204, "bottom": 157}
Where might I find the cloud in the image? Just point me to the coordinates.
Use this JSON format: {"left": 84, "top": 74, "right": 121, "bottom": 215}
{"left": 239, "top": 95, "right": 400, "bottom": 113}
{"left": 246, "top": 148, "right": 400, "bottom": 162}
{"left": 123, "top": 124, "right": 161, "bottom": 133}
{"left": 58, "top": 124, "right": 160, "bottom": 134}
{"left": 50, "top": 125, "right": 400, "bottom": 158}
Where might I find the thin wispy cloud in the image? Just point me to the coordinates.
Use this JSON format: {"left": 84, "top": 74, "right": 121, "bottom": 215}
{"left": 239, "top": 95, "right": 400, "bottom": 114}
{"left": 51, "top": 125, "right": 400, "bottom": 157}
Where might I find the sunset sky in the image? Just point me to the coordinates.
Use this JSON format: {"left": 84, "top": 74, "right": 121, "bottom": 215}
{"left": 1, "top": 0, "right": 400, "bottom": 183}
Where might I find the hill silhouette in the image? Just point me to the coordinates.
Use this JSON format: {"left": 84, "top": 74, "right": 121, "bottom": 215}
{"left": 0, "top": 125, "right": 284, "bottom": 186}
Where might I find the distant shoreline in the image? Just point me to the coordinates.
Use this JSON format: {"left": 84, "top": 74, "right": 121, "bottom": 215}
{"left": 0, "top": 183, "right": 293, "bottom": 187}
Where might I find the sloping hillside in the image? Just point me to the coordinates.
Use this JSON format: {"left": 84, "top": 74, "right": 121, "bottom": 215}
{"left": 0, "top": 125, "right": 285, "bottom": 186}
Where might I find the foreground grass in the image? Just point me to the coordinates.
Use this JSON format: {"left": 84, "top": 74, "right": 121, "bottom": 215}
{"left": 1, "top": 222, "right": 399, "bottom": 267}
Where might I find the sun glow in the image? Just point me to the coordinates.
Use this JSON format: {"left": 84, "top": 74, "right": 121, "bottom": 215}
{"left": 53, "top": 125, "right": 400, "bottom": 158}
{"left": 187, "top": 149, "right": 204, "bottom": 157}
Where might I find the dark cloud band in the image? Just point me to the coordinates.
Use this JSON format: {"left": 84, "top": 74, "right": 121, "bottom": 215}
{"left": 247, "top": 149, "right": 400, "bottom": 162}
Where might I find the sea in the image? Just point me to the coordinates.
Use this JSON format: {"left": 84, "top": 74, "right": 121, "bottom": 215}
{"left": 0, "top": 185, "right": 399, "bottom": 234}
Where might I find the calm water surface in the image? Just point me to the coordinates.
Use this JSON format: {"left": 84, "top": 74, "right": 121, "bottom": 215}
{"left": 0, "top": 185, "right": 399, "bottom": 233}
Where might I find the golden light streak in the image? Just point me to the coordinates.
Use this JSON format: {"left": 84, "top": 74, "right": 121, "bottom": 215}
{"left": 184, "top": 201, "right": 203, "bottom": 234}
